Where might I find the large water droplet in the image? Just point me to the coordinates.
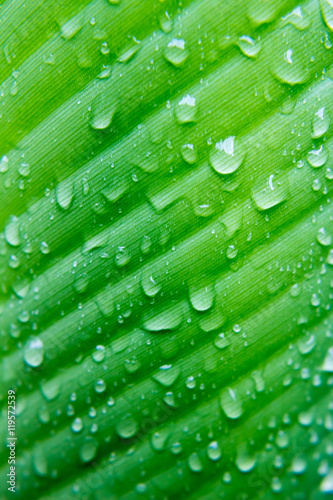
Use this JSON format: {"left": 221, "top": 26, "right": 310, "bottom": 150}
{"left": 71, "top": 417, "right": 83, "bottom": 433}
{"left": 236, "top": 448, "right": 257, "bottom": 473}
{"left": 317, "top": 227, "right": 332, "bottom": 246}
{"left": 251, "top": 173, "right": 288, "bottom": 211}
{"left": 175, "top": 94, "right": 197, "bottom": 124}
{"left": 56, "top": 179, "right": 74, "bottom": 210}
{"left": 189, "top": 285, "right": 215, "bottom": 311}
{"left": 79, "top": 438, "right": 98, "bottom": 462}
{"left": 61, "top": 15, "right": 83, "bottom": 40}
{"left": 322, "top": 347, "right": 333, "bottom": 372}
{"left": 320, "top": 0, "right": 333, "bottom": 31}
{"left": 92, "top": 345, "right": 106, "bottom": 363}
{"left": 237, "top": 36, "right": 262, "bottom": 58}
{"left": 152, "top": 365, "right": 181, "bottom": 387}
{"left": 116, "top": 416, "right": 138, "bottom": 438}
{"left": 164, "top": 38, "right": 189, "bottom": 67}
{"left": 220, "top": 387, "right": 243, "bottom": 419}
{"left": 207, "top": 441, "right": 221, "bottom": 461}
{"left": 141, "top": 272, "right": 161, "bottom": 297}
{"left": 307, "top": 145, "right": 329, "bottom": 168}
{"left": 269, "top": 26, "right": 310, "bottom": 85}
{"left": 90, "top": 93, "right": 117, "bottom": 130}
{"left": 281, "top": 6, "right": 311, "bottom": 30}
{"left": 4, "top": 218, "right": 20, "bottom": 246}
{"left": 188, "top": 452, "right": 203, "bottom": 472}
{"left": 209, "top": 137, "right": 245, "bottom": 175}
{"left": 312, "top": 107, "right": 330, "bottom": 138}
{"left": 24, "top": 336, "right": 44, "bottom": 367}
{"left": 0, "top": 155, "right": 9, "bottom": 173}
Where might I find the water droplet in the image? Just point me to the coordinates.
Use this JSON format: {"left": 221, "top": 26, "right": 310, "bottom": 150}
{"left": 141, "top": 272, "right": 161, "bottom": 297}
{"left": 220, "top": 387, "right": 243, "bottom": 419}
{"left": 92, "top": 345, "right": 106, "bottom": 363}
{"left": 251, "top": 173, "right": 288, "bottom": 211}
{"left": 40, "top": 379, "right": 61, "bottom": 401}
{"left": 189, "top": 285, "right": 215, "bottom": 311}
{"left": 18, "top": 162, "right": 30, "bottom": 177}
{"left": 117, "top": 39, "right": 141, "bottom": 63}
{"left": 297, "top": 333, "right": 316, "bottom": 354}
{"left": 90, "top": 93, "right": 117, "bottom": 130}
{"left": 5, "top": 218, "right": 20, "bottom": 246}
{"left": 151, "top": 429, "right": 169, "bottom": 451}
{"left": 237, "top": 36, "right": 261, "bottom": 58}
{"left": 116, "top": 416, "right": 138, "bottom": 438}
{"left": 185, "top": 375, "right": 196, "bottom": 389}
{"left": 281, "top": 6, "right": 311, "bottom": 30}
{"left": 71, "top": 417, "right": 83, "bottom": 433}
{"left": 40, "top": 241, "right": 50, "bottom": 255}
{"left": 0, "top": 155, "right": 9, "bottom": 173}
{"left": 226, "top": 245, "right": 238, "bottom": 259}
{"left": 153, "top": 365, "right": 180, "bottom": 387}
{"left": 320, "top": 0, "right": 333, "bottom": 31}
{"left": 311, "top": 293, "right": 321, "bottom": 307}
{"left": 61, "top": 16, "right": 83, "bottom": 40}
{"left": 291, "top": 456, "right": 307, "bottom": 474}
{"left": 24, "top": 337, "right": 44, "bottom": 367}
{"left": 79, "top": 438, "right": 98, "bottom": 463}
{"left": 317, "top": 227, "right": 332, "bottom": 246}
{"left": 327, "top": 249, "right": 333, "bottom": 265}
{"left": 164, "top": 38, "right": 189, "bottom": 67}
{"left": 188, "top": 452, "right": 203, "bottom": 472}
{"left": 164, "top": 391, "right": 178, "bottom": 407}
{"left": 181, "top": 143, "right": 198, "bottom": 164}
{"left": 312, "top": 107, "right": 330, "bottom": 138}
{"left": 159, "top": 11, "right": 173, "bottom": 33}
{"left": 18, "top": 310, "right": 30, "bottom": 323}
{"left": 73, "top": 273, "right": 89, "bottom": 293}
{"left": 269, "top": 26, "right": 310, "bottom": 85}
{"left": 94, "top": 379, "right": 106, "bottom": 393}
{"left": 33, "top": 450, "right": 48, "bottom": 477}
{"left": 290, "top": 283, "right": 301, "bottom": 297}
{"left": 214, "top": 333, "right": 230, "bottom": 350}
{"left": 175, "top": 94, "right": 197, "bottom": 124}
{"left": 322, "top": 347, "right": 333, "bottom": 372}
{"left": 236, "top": 448, "right": 256, "bottom": 472}
{"left": 209, "top": 137, "right": 246, "bottom": 175}
{"left": 307, "top": 145, "right": 328, "bottom": 168}
{"left": 56, "top": 179, "right": 74, "bottom": 210}
{"left": 207, "top": 441, "right": 221, "bottom": 461}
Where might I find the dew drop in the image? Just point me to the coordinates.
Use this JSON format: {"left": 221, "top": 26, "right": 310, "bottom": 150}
{"left": 209, "top": 137, "right": 246, "bottom": 175}
{"left": 152, "top": 365, "right": 181, "bottom": 387}
{"left": 0, "top": 155, "right": 9, "bottom": 173}
{"left": 175, "top": 94, "right": 197, "bottom": 124}
{"left": 307, "top": 145, "right": 328, "bottom": 168}
{"left": 23, "top": 336, "right": 44, "bottom": 367}
{"left": 317, "top": 227, "right": 332, "bottom": 246}
{"left": 220, "top": 387, "right": 243, "bottom": 419}
{"left": 320, "top": 0, "right": 333, "bottom": 31}
{"left": 189, "top": 285, "right": 215, "bottom": 312}
{"left": 94, "top": 379, "right": 106, "bottom": 393}
{"left": 79, "top": 438, "right": 98, "bottom": 463}
{"left": 312, "top": 107, "right": 330, "bottom": 139}
{"left": 92, "top": 345, "right": 106, "bottom": 363}
{"left": 181, "top": 143, "right": 198, "bottom": 164}
{"left": 71, "top": 417, "right": 83, "bottom": 433}
{"left": 90, "top": 93, "right": 117, "bottom": 130}
{"left": 116, "top": 416, "right": 138, "bottom": 438}
{"left": 4, "top": 218, "right": 20, "bottom": 247}
{"left": 164, "top": 38, "right": 189, "bottom": 67}
{"left": 251, "top": 173, "right": 288, "bottom": 211}
{"left": 237, "top": 36, "right": 261, "bottom": 58}
{"left": 207, "top": 441, "right": 221, "bottom": 461}
{"left": 56, "top": 179, "right": 74, "bottom": 210}
{"left": 188, "top": 452, "right": 203, "bottom": 472}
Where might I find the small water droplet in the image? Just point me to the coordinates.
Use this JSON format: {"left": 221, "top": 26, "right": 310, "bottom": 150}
{"left": 317, "top": 227, "right": 332, "bottom": 246}
{"left": 181, "top": 143, "right": 198, "bottom": 164}
{"left": 94, "top": 379, "right": 106, "bottom": 393}
{"left": 152, "top": 365, "right": 180, "bottom": 387}
{"left": 90, "top": 93, "right": 117, "bottom": 130}
{"left": 5, "top": 218, "right": 20, "bottom": 246}
{"left": 40, "top": 241, "right": 50, "bottom": 255}
{"left": 116, "top": 416, "right": 138, "bottom": 438}
{"left": 0, "top": 155, "right": 9, "bottom": 173}
{"left": 92, "top": 345, "right": 106, "bottom": 363}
